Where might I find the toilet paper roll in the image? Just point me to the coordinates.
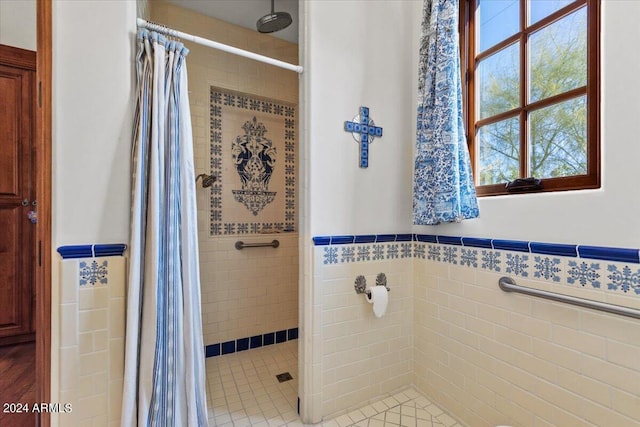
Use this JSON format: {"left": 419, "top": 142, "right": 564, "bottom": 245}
{"left": 367, "top": 286, "right": 388, "bottom": 318}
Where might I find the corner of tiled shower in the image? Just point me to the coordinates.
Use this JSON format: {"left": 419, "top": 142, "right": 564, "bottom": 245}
{"left": 205, "top": 334, "right": 463, "bottom": 427}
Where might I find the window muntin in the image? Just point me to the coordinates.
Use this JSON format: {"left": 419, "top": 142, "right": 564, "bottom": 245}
{"left": 464, "top": 0, "right": 599, "bottom": 196}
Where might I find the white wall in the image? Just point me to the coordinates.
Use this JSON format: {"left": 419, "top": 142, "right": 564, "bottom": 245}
{"left": 416, "top": 0, "right": 640, "bottom": 248}
{"left": 306, "top": 0, "right": 421, "bottom": 237}
{"left": 53, "top": 0, "right": 135, "bottom": 247}
{"left": 0, "top": 0, "right": 36, "bottom": 50}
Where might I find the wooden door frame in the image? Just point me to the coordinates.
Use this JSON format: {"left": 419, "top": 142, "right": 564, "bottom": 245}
{"left": 35, "top": 0, "right": 51, "bottom": 425}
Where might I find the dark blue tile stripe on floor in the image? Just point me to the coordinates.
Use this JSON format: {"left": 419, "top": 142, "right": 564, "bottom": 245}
{"left": 205, "top": 327, "right": 298, "bottom": 358}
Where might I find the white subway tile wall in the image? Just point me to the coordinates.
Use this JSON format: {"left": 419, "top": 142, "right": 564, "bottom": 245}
{"left": 199, "top": 234, "right": 298, "bottom": 346}
{"left": 414, "top": 244, "right": 640, "bottom": 427}
{"left": 313, "top": 243, "right": 414, "bottom": 419}
{"left": 57, "top": 256, "right": 126, "bottom": 427}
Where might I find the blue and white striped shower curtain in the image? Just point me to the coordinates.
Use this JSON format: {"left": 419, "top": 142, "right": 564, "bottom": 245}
{"left": 122, "top": 29, "right": 208, "bottom": 426}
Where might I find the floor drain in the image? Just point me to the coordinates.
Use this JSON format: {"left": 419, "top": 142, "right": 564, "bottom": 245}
{"left": 276, "top": 372, "right": 293, "bottom": 383}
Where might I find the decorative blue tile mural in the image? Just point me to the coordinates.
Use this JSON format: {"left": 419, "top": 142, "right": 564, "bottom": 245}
{"left": 210, "top": 87, "right": 296, "bottom": 235}
{"left": 231, "top": 117, "right": 278, "bottom": 215}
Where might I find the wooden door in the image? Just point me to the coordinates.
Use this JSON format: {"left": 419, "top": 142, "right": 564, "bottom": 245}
{"left": 0, "top": 45, "right": 36, "bottom": 343}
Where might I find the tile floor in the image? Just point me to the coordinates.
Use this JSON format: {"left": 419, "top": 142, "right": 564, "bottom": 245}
{"left": 206, "top": 341, "right": 463, "bottom": 427}
{"left": 206, "top": 340, "right": 299, "bottom": 427}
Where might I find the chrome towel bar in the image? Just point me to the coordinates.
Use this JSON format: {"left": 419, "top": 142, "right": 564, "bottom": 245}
{"left": 499, "top": 277, "right": 640, "bottom": 320}
{"left": 235, "top": 240, "right": 280, "bottom": 250}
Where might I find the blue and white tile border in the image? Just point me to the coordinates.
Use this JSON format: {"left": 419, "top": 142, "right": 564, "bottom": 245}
{"left": 313, "top": 234, "right": 640, "bottom": 296}
{"left": 57, "top": 244, "right": 127, "bottom": 287}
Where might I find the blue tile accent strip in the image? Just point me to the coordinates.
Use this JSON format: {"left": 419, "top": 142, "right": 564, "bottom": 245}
{"left": 250, "top": 335, "right": 263, "bottom": 349}
{"left": 205, "top": 327, "right": 299, "bottom": 358}
{"left": 205, "top": 343, "right": 220, "bottom": 357}
{"left": 287, "top": 328, "right": 298, "bottom": 340}
{"left": 221, "top": 341, "right": 235, "bottom": 355}
{"left": 312, "top": 236, "right": 331, "bottom": 246}
{"left": 263, "top": 332, "right": 275, "bottom": 346}
{"left": 492, "top": 239, "right": 530, "bottom": 253}
{"left": 57, "top": 245, "right": 93, "bottom": 259}
{"left": 58, "top": 243, "right": 127, "bottom": 259}
{"left": 578, "top": 245, "right": 640, "bottom": 264}
{"left": 462, "top": 237, "right": 493, "bottom": 249}
{"left": 437, "top": 235, "right": 463, "bottom": 246}
{"left": 237, "top": 337, "right": 249, "bottom": 352}
{"left": 331, "top": 235, "right": 355, "bottom": 245}
{"left": 312, "top": 234, "right": 640, "bottom": 264}
{"left": 93, "top": 244, "right": 127, "bottom": 257}
{"left": 354, "top": 235, "right": 376, "bottom": 243}
{"left": 416, "top": 234, "right": 438, "bottom": 243}
{"left": 530, "top": 242, "right": 578, "bottom": 257}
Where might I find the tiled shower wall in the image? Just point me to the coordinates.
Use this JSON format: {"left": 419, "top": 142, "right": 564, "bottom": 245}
{"left": 200, "top": 234, "right": 298, "bottom": 345}
{"left": 151, "top": 2, "right": 299, "bottom": 347}
{"left": 313, "top": 239, "right": 414, "bottom": 419}
{"left": 56, "top": 247, "right": 126, "bottom": 427}
{"left": 412, "top": 240, "right": 640, "bottom": 427}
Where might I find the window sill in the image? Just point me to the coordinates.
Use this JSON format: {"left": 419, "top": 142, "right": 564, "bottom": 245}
{"left": 476, "top": 175, "right": 601, "bottom": 197}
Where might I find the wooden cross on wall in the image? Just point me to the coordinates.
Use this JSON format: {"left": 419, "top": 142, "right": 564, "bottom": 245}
{"left": 343, "top": 106, "right": 384, "bottom": 168}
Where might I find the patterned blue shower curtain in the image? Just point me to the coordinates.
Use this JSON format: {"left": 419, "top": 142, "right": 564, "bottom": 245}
{"left": 413, "top": 0, "right": 479, "bottom": 225}
{"left": 122, "top": 29, "right": 208, "bottom": 426}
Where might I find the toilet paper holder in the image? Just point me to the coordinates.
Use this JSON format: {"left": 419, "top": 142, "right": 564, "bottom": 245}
{"left": 354, "top": 273, "right": 390, "bottom": 297}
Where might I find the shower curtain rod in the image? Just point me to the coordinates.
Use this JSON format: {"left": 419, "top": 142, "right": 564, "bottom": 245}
{"left": 136, "top": 18, "right": 303, "bottom": 74}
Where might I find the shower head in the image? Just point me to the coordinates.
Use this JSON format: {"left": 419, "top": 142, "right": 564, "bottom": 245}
{"left": 195, "top": 173, "right": 216, "bottom": 188}
{"left": 257, "top": 0, "right": 292, "bottom": 33}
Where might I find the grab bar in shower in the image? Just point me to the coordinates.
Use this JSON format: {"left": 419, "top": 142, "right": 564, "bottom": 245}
{"left": 499, "top": 276, "right": 640, "bottom": 320}
{"left": 235, "top": 240, "right": 280, "bottom": 250}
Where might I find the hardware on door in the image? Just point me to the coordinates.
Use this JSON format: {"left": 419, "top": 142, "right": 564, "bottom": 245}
{"left": 22, "top": 199, "right": 38, "bottom": 223}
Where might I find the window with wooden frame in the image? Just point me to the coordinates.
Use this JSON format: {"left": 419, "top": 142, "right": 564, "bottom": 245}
{"left": 461, "top": 0, "right": 600, "bottom": 196}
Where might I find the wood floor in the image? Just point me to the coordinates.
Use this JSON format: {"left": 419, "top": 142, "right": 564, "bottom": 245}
{"left": 0, "top": 342, "right": 36, "bottom": 427}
